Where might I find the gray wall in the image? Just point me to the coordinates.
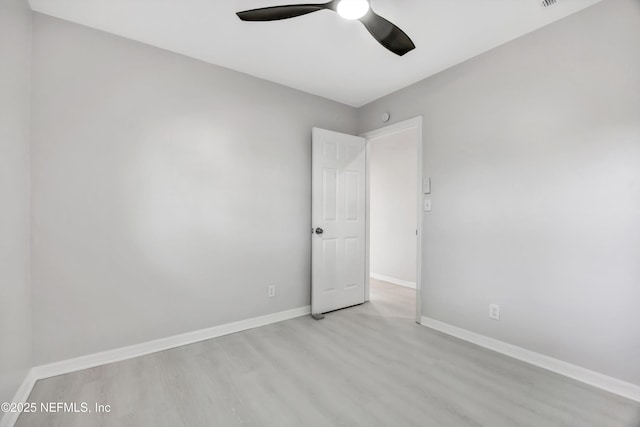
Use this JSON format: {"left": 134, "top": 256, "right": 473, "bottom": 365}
{"left": 369, "top": 127, "right": 417, "bottom": 283}
{"left": 358, "top": 0, "right": 640, "bottom": 385}
{"left": 30, "top": 14, "right": 358, "bottom": 365}
{"left": 0, "top": 0, "right": 32, "bottom": 405}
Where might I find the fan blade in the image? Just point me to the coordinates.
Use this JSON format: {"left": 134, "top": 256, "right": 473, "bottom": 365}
{"left": 237, "top": 2, "right": 334, "bottom": 21}
{"left": 359, "top": 10, "right": 415, "bottom": 56}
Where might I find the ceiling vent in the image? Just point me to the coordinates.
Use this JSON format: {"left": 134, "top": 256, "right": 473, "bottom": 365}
{"left": 541, "top": 0, "right": 557, "bottom": 6}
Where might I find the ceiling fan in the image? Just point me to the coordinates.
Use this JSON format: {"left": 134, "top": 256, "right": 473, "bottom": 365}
{"left": 236, "top": 0, "right": 416, "bottom": 56}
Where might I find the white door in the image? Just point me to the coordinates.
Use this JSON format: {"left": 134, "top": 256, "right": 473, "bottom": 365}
{"left": 312, "top": 128, "right": 366, "bottom": 316}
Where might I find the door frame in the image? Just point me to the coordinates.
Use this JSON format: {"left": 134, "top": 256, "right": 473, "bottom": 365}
{"left": 360, "top": 116, "right": 423, "bottom": 323}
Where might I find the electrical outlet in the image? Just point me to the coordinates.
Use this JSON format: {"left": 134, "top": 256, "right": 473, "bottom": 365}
{"left": 267, "top": 285, "right": 276, "bottom": 298}
{"left": 489, "top": 304, "right": 500, "bottom": 320}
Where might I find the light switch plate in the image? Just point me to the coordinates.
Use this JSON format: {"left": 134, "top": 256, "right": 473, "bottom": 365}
{"left": 423, "top": 177, "right": 431, "bottom": 194}
{"left": 423, "top": 199, "right": 432, "bottom": 212}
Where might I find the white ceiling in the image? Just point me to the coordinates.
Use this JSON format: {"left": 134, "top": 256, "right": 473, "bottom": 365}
{"left": 28, "top": 0, "right": 602, "bottom": 107}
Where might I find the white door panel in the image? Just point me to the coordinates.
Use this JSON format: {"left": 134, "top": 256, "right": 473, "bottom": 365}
{"left": 312, "top": 128, "right": 366, "bottom": 315}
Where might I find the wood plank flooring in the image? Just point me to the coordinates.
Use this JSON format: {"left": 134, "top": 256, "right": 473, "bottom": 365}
{"left": 17, "top": 279, "right": 640, "bottom": 426}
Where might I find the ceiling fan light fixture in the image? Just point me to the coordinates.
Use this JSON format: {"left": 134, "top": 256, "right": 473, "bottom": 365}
{"left": 236, "top": 0, "right": 415, "bottom": 56}
{"left": 336, "top": 0, "right": 370, "bottom": 20}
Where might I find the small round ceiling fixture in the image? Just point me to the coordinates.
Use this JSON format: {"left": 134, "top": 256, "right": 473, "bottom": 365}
{"left": 336, "top": 0, "right": 370, "bottom": 20}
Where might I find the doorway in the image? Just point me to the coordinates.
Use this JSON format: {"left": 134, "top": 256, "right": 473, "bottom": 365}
{"left": 362, "top": 117, "right": 423, "bottom": 323}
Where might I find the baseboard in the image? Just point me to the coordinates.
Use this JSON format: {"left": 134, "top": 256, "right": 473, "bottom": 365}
{"left": 1, "top": 306, "right": 310, "bottom": 427}
{"left": 370, "top": 273, "right": 416, "bottom": 289}
{"left": 32, "top": 305, "right": 310, "bottom": 381}
{"left": 0, "top": 369, "right": 37, "bottom": 427}
{"left": 420, "top": 316, "right": 640, "bottom": 403}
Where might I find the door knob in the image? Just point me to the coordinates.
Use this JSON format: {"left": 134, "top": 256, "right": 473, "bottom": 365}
{"left": 315, "top": 227, "right": 324, "bottom": 235}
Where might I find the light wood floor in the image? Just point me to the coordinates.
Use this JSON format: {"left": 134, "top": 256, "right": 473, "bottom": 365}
{"left": 17, "top": 279, "right": 640, "bottom": 426}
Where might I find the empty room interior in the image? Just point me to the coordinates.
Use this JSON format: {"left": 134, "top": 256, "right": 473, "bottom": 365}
{"left": 1, "top": 0, "right": 639, "bottom": 426}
